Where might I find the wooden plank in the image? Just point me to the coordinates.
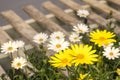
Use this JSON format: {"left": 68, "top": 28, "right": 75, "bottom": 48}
{"left": 1, "top": 10, "right": 38, "bottom": 47}
{"left": 0, "top": 28, "right": 11, "bottom": 80}
{"left": 83, "top": 0, "right": 120, "bottom": 21}
{"left": 1, "top": 9, "right": 77, "bottom": 31}
{"left": 0, "top": 10, "right": 38, "bottom": 77}
{"left": 0, "top": 26, "right": 31, "bottom": 61}
{"left": 0, "top": 65, "right": 11, "bottom": 80}
{"left": 42, "top": 1, "right": 81, "bottom": 26}
{"left": 0, "top": 27, "right": 12, "bottom": 44}
{"left": 0, "top": 30, "right": 35, "bottom": 77}
{"left": 23, "top": 5, "right": 69, "bottom": 36}
{"left": 107, "top": 0, "right": 120, "bottom": 6}
{"left": 60, "top": 0, "right": 107, "bottom": 28}
{"left": 0, "top": 27, "right": 17, "bottom": 58}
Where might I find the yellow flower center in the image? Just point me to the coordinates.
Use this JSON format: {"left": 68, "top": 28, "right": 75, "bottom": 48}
{"left": 74, "top": 37, "right": 78, "bottom": 40}
{"left": 39, "top": 38, "right": 43, "bottom": 42}
{"left": 16, "top": 62, "right": 21, "bottom": 67}
{"left": 61, "top": 58, "right": 68, "bottom": 63}
{"left": 56, "top": 36, "right": 60, "bottom": 39}
{"left": 99, "top": 37, "right": 105, "bottom": 41}
{"left": 77, "top": 54, "right": 84, "bottom": 59}
{"left": 56, "top": 44, "right": 61, "bottom": 48}
{"left": 81, "top": 13, "right": 85, "bottom": 16}
{"left": 8, "top": 47, "right": 13, "bottom": 51}
{"left": 109, "top": 52, "right": 113, "bottom": 56}
{"left": 79, "top": 29, "right": 83, "bottom": 32}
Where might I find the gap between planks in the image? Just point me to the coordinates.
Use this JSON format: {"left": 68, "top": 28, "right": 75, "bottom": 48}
{"left": 1, "top": 9, "right": 74, "bottom": 31}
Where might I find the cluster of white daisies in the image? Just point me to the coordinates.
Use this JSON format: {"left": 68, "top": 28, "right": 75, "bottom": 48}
{"left": 0, "top": 9, "right": 118, "bottom": 71}
{"left": 33, "top": 24, "right": 89, "bottom": 53}
{"left": 0, "top": 40, "right": 27, "bottom": 70}
{"left": 32, "top": 9, "right": 92, "bottom": 53}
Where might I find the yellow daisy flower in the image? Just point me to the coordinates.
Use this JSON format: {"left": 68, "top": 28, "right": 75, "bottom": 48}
{"left": 116, "top": 68, "right": 120, "bottom": 75}
{"left": 78, "top": 73, "right": 93, "bottom": 80}
{"left": 90, "top": 29, "right": 116, "bottom": 47}
{"left": 49, "top": 49, "right": 72, "bottom": 68}
{"left": 70, "top": 44, "right": 98, "bottom": 66}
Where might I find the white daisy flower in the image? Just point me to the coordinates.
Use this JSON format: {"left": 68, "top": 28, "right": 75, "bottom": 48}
{"left": 69, "top": 32, "right": 82, "bottom": 43}
{"left": 47, "top": 39, "right": 69, "bottom": 52}
{"left": 33, "top": 33, "right": 48, "bottom": 44}
{"left": 73, "top": 23, "right": 89, "bottom": 34}
{"left": 103, "top": 46, "right": 120, "bottom": 60}
{"left": 50, "top": 31, "right": 65, "bottom": 40}
{"left": 11, "top": 57, "right": 27, "bottom": 69}
{"left": 1, "top": 41, "right": 18, "bottom": 54}
{"left": 14, "top": 40, "right": 25, "bottom": 48}
{"left": 77, "top": 9, "right": 89, "bottom": 18}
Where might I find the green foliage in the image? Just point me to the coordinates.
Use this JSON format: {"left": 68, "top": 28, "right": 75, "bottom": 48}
{"left": 26, "top": 47, "right": 66, "bottom": 80}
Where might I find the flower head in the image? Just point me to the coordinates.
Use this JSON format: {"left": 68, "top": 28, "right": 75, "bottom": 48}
{"left": 77, "top": 9, "right": 89, "bottom": 18}
{"left": 78, "top": 73, "right": 93, "bottom": 80}
{"left": 14, "top": 40, "right": 25, "bottom": 48}
{"left": 69, "top": 32, "right": 82, "bottom": 43}
{"left": 1, "top": 41, "right": 18, "bottom": 54}
{"left": 116, "top": 68, "right": 120, "bottom": 75}
{"left": 49, "top": 49, "right": 72, "bottom": 68}
{"left": 78, "top": 73, "right": 88, "bottom": 80}
{"left": 103, "top": 46, "right": 120, "bottom": 60}
{"left": 50, "top": 31, "right": 65, "bottom": 40}
{"left": 47, "top": 39, "right": 69, "bottom": 52}
{"left": 70, "top": 44, "right": 98, "bottom": 66}
{"left": 90, "top": 29, "right": 116, "bottom": 47}
{"left": 11, "top": 57, "right": 27, "bottom": 69}
{"left": 33, "top": 32, "right": 48, "bottom": 44}
{"left": 73, "top": 23, "right": 89, "bottom": 34}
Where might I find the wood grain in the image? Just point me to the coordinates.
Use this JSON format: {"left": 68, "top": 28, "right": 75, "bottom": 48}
{"left": 60, "top": 0, "right": 107, "bottom": 28}
{"left": 108, "top": 0, "right": 120, "bottom": 6}
{"left": 42, "top": 1, "right": 81, "bottom": 26}
{"left": 83, "top": 0, "right": 120, "bottom": 21}
{"left": 1, "top": 10, "right": 38, "bottom": 46}
{"left": 23, "top": 5, "right": 69, "bottom": 36}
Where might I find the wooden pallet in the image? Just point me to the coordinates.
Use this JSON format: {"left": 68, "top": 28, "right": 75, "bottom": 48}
{"left": 0, "top": 0, "right": 120, "bottom": 79}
